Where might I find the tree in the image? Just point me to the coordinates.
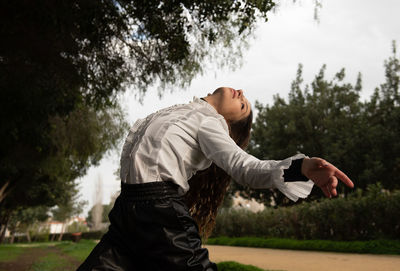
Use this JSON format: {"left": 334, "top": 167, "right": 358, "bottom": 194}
{"left": 0, "top": 0, "right": 275, "bottom": 232}
{"left": 87, "top": 204, "right": 114, "bottom": 228}
{"left": 52, "top": 193, "right": 86, "bottom": 241}
{"left": 6, "top": 206, "right": 49, "bottom": 243}
{"left": 0, "top": 102, "right": 127, "bottom": 243}
{"left": 87, "top": 190, "right": 118, "bottom": 228}
{"left": 236, "top": 63, "right": 363, "bottom": 206}
{"left": 361, "top": 41, "right": 400, "bottom": 190}
{"left": 91, "top": 176, "right": 104, "bottom": 231}
{"left": 234, "top": 42, "right": 400, "bottom": 206}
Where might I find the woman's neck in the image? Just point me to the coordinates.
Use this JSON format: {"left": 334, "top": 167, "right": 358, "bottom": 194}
{"left": 202, "top": 96, "right": 219, "bottom": 113}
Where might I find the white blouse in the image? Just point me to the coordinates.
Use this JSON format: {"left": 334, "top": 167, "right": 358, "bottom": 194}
{"left": 120, "top": 97, "right": 314, "bottom": 201}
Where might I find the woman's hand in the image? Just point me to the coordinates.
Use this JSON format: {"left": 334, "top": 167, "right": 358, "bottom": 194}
{"left": 301, "top": 157, "right": 354, "bottom": 198}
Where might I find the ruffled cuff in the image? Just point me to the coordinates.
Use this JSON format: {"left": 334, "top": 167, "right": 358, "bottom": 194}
{"left": 272, "top": 154, "right": 314, "bottom": 202}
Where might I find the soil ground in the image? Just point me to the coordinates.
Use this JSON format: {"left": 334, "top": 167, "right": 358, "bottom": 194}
{"left": 2, "top": 244, "right": 400, "bottom": 271}
{"left": 206, "top": 245, "right": 400, "bottom": 271}
{"left": 0, "top": 245, "right": 80, "bottom": 271}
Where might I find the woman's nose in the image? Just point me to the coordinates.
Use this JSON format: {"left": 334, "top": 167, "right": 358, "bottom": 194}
{"left": 238, "top": 89, "right": 243, "bottom": 98}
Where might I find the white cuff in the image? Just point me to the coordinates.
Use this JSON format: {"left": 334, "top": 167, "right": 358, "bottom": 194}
{"left": 273, "top": 154, "right": 314, "bottom": 202}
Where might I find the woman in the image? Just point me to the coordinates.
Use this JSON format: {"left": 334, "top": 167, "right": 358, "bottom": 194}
{"left": 77, "top": 87, "right": 354, "bottom": 271}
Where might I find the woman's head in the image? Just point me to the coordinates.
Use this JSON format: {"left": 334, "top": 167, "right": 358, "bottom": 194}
{"left": 205, "top": 87, "right": 253, "bottom": 148}
{"left": 206, "top": 87, "right": 251, "bottom": 123}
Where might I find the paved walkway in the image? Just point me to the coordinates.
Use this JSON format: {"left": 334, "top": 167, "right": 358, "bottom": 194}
{"left": 206, "top": 245, "right": 400, "bottom": 271}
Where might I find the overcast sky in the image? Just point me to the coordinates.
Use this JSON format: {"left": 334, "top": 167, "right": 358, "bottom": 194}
{"left": 77, "top": 0, "right": 400, "bottom": 215}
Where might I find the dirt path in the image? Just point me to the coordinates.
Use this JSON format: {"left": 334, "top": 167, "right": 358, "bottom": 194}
{"left": 206, "top": 245, "right": 400, "bottom": 271}
{"left": 0, "top": 246, "right": 48, "bottom": 271}
{"left": 0, "top": 245, "right": 80, "bottom": 271}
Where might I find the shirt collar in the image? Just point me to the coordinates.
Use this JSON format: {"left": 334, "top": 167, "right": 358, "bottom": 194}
{"left": 192, "top": 96, "right": 219, "bottom": 115}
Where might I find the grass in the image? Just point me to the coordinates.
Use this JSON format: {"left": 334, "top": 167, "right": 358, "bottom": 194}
{"left": 0, "top": 245, "right": 25, "bottom": 262}
{"left": 55, "top": 240, "right": 274, "bottom": 270}
{"left": 4, "top": 237, "right": 400, "bottom": 271}
{"left": 207, "top": 236, "right": 400, "bottom": 255}
{"left": 29, "top": 252, "right": 69, "bottom": 271}
{"left": 0, "top": 242, "right": 57, "bottom": 262}
{"left": 0, "top": 240, "right": 276, "bottom": 271}
{"left": 55, "top": 239, "right": 97, "bottom": 262}
{"left": 218, "top": 261, "right": 280, "bottom": 271}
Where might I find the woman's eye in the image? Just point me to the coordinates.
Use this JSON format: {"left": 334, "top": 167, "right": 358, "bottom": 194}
{"left": 241, "top": 104, "right": 245, "bottom": 110}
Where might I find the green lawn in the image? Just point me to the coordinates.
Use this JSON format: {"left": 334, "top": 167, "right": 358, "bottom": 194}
{"left": 3, "top": 237, "right": 400, "bottom": 271}
{"left": 0, "top": 245, "right": 25, "bottom": 262}
{"left": 29, "top": 252, "right": 69, "bottom": 271}
{"left": 55, "top": 239, "right": 98, "bottom": 262}
{"left": 0, "top": 242, "right": 57, "bottom": 262}
{"left": 1, "top": 240, "right": 273, "bottom": 271}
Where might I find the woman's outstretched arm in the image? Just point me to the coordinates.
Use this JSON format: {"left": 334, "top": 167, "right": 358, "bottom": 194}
{"left": 198, "top": 116, "right": 354, "bottom": 200}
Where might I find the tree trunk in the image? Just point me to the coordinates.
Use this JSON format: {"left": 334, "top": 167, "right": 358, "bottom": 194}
{"left": 0, "top": 180, "right": 10, "bottom": 204}
{"left": 58, "top": 222, "right": 65, "bottom": 241}
{"left": 26, "top": 230, "right": 31, "bottom": 243}
{"left": 10, "top": 231, "right": 15, "bottom": 244}
{"left": 0, "top": 212, "right": 11, "bottom": 244}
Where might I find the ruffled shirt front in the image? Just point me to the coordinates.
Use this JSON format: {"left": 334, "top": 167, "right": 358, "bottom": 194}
{"left": 120, "top": 97, "right": 314, "bottom": 201}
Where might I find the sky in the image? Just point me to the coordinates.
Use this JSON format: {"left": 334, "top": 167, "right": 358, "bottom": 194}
{"left": 77, "top": 0, "right": 400, "bottom": 215}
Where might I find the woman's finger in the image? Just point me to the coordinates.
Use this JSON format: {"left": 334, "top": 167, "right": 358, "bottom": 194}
{"left": 329, "top": 175, "right": 338, "bottom": 189}
{"left": 328, "top": 176, "right": 338, "bottom": 196}
{"left": 333, "top": 168, "right": 354, "bottom": 188}
{"left": 321, "top": 185, "right": 332, "bottom": 198}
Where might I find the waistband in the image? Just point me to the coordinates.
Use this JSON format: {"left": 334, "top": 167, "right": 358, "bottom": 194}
{"left": 120, "top": 181, "right": 181, "bottom": 201}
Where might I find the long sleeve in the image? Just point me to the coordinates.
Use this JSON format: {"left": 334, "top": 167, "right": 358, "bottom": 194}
{"left": 197, "top": 117, "right": 314, "bottom": 201}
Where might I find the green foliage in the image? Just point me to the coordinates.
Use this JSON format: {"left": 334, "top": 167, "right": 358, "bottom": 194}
{"left": 81, "top": 230, "right": 106, "bottom": 240}
{"left": 5, "top": 206, "right": 50, "bottom": 243}
{"left": 52, "top": 193, "right": 86, "bottom": 223}
{"left": 14, "top": 230, "right": 105, "bottom": 244}
{"left": 213, "top": 184, "right": 400, "bottom": 241}
{"left": 207, "top": 237, "right": 400, "bottom": 255}
{"left": 66, "top": 221, "right": 89, "bottom": 233}
{"left": 217, "top": 261, "right": 267, "bottom": 271}
{"left": 87, "top": 203, "right": 113, "bottom": 224}
{"left": 361, "top": 41, "right": 400, "bottom": 190}
{"left": 237, "top": 42, "right": 400, "bottom": 205}
{"left": 0, "top": 0, "right": 275, "bottom": 236}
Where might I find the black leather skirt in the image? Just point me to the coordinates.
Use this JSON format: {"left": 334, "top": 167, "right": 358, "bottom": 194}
{"left": 76, "top": 181, "right": 217, "bottom": 271}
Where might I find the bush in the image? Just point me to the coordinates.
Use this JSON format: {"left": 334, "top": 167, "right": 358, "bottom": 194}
{"left": 67, "top": 221, "right": 89, "bottom": 233}
{"left": 217, "top": 261, "right": 265, "bottom": 271}
{"left": 81, "top": 230, "right": 106, "bottom": 240}
{"left": 213, "top": 184, "right": 400, "bottom": 241}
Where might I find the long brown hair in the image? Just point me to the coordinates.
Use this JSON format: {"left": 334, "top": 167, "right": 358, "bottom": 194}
{"left": 185, "top": 110, "right": 253, "bottom": 239}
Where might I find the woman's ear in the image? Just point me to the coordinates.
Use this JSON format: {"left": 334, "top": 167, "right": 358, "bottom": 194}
{"left": 207, "top": 93, "right": 211, "bottom": 96}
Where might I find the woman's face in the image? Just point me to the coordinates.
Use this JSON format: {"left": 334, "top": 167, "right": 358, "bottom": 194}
{"left": 211, "top": 87, "right": 251, "bottom": 122}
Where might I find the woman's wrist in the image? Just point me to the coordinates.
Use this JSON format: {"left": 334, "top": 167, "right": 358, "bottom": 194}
{"left": 301, "top": 157, "right": 311, "bottom": 178}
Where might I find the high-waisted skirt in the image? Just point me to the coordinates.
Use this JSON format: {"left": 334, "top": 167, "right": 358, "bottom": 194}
{"left": 76, "top": 181, "right": 217, "bottom": 271}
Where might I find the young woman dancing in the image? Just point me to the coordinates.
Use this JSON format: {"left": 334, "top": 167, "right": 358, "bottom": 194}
{"left": 77, "top": 87, "right": 354, "bottom": 271}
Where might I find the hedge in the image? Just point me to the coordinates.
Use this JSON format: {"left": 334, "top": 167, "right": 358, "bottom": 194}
{"left": 3, "top": 230, "right": 106, "bottom": 244}
{"left": 212, "top": 184, "right": 400, "bottom": 241}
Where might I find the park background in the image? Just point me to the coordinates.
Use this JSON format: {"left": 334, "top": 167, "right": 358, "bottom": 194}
{"left": 1, "top": 0, "right": 399, "bottom": 270}
{"left": 80, "top": 0, "right": 400, "bottom": 214}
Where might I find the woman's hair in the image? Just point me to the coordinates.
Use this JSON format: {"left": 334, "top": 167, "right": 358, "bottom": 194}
{"left": 185, "top": 110, "right": 253, "bottom": 239}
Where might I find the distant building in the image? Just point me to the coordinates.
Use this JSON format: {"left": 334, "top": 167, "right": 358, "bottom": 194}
{"left": 231, "top": 192, "right": 265, "bottom": 213}
{"left": 46, "top": 216, "right": 88, "bottom": 234}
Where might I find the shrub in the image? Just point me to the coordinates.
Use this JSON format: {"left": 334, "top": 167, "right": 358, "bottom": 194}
{"left": 217, "top": 261, "right": 265, "bottom": 271}
{"left": 213, "top": 184, "right": 400, "bottom": 241}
